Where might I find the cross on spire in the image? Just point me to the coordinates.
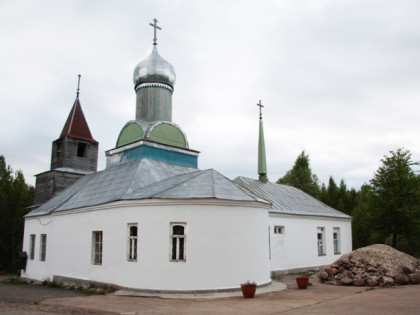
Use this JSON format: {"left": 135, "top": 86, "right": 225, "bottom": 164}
{"left": 149, "top": 18, "right": 162, "bottom": 45}
{"left": 76, "top": 74, "right": 81, "bottom": 97}
{"left": 257, "top": 100, "right": 264, "bottom": 119}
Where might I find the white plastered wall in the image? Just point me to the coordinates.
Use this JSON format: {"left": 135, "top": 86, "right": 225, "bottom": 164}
{"left": 22, "top": 200, "right": 271, "bottom": 291}
{"left": 268, "top": 213, "right": 352, "bottom": 272}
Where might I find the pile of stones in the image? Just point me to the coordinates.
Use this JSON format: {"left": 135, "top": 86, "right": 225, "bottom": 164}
{"left": 319, "top": 244, "right": 420, "bottom": 286}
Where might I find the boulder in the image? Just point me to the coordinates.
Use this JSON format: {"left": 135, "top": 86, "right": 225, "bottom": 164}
{"left": 366, "top": 279, "right": 378, "bottom": 287}
{"left": 343, "top": 270, "right": 353, "bottom": 278}
{"left": 408, "top": 273, "right": 420, "bottom": 284}
{"left": 353, "top": 278, "right": 365, "bottom": 286}
{"left": 394, "top": 273, "right": 410, "bottom": 285}
{"left": 319, "top": 271, "right": 329, "bottom": 281}
{"left": 386, "top": 270, "right": 399, "bottom": 278}
{"left": 341, "top": 258, "right": 350, "bottom": 265}
{"left": 382, "top": 276, "right": 395, "bottom": 285}
{"left": 326, "top": 268, "right": 339, "bottom": 275}
{"left": 340, "top": 277, "right": 352, "bottom": 285}
{"left": 407, "top": 263, "right": 418, "bottom": 274}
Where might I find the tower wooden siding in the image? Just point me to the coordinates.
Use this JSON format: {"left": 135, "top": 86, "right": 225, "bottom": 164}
{"left": 34, "top": 171, "right": 85, "bottom": 205}
{"left": 51, "top": 137, "right": 98, "bottom": 172}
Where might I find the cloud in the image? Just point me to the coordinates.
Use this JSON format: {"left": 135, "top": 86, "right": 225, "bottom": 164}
{"left": 1, "top": 0, "right": 420, "bottom": 190}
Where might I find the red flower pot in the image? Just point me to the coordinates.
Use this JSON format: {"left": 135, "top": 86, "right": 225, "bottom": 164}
{"left": 241, "top": 283, "right": 257, "bottom": 298}
{"left": 296, "top": 277, "right": 309, "bottom": 289}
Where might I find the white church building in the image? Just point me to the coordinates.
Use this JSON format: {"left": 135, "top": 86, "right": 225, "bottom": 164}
{"left": 22, "top": 20, "right": 352, "bottom": 292}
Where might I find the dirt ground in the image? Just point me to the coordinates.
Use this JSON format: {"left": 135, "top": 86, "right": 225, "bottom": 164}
{"left": 1, "top": 274, "right": 420, "bottom": 314}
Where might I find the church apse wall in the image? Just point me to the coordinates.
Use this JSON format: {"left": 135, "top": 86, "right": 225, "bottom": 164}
{"left": 22, "top": 200, "right": 271, "bottom": 291}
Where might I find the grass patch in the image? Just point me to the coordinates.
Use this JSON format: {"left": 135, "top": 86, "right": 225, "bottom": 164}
{"left": 380, "top": 284, "right": 395, "bottom": 289}
{"left": 365, "top": 287, "right": 376, "bottom": 291}
{"left": 38, "top": 278, "right": 115, "bottom": 295}
{"left": 2, "top": 277, "right": 28, "bottom": 285}
{"left": 41, "top": 278, "right": 64, "bottom": 288}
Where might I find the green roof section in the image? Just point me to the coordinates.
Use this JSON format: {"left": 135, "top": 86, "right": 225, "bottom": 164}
{"left": 148, "top": 123, "right": 187, "bottom": 148}
{"left": 258, "top": 119, "right": 267, "bottom": 183}
{"left": 117, "top": 122, "right": 144, "bottom": 147}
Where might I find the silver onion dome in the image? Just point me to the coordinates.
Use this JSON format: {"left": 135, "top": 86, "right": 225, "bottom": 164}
{"left": 133, "top": 46, "right": 176, "bottom": 89}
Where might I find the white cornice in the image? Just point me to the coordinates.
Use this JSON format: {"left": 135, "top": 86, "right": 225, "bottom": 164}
{"left": 269, "top": 212, "right": 353, "bottom": 221}
{"left": 45, "top": 198, "right": 270, "bottom": 218}
{"left": 135, "top": 82, "right": 173, "bottom": 92}
{"left": 105, "top": 139, "right": 199, "bottom": 157}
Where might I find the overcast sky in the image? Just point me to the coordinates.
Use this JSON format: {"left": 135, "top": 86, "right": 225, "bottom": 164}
{"left": 1, "top": 0, "right": 420, "bottom": 189}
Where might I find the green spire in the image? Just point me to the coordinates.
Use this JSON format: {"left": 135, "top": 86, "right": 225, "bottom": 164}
{"left": 257, "top": 100, "right": 267, "bottom": 183}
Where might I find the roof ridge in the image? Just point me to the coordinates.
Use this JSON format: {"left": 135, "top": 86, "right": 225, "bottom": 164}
{"left": 214, "top": 171, "right": 269, "bottom": 203}
{"left": 121, "top": 159, "right": 145, "bottom": 196}
{"left": 142, "top": 169, "right": 205, "bottom": 198}
{"left": 208, "top": 169, "right": 216, "bottom": 197}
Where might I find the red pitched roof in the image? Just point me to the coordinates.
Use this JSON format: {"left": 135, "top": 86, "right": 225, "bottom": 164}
{"left": 59, "top": 97, "right": 97, "bottom": 143}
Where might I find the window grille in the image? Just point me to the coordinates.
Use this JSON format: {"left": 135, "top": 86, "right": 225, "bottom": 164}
{"left": 171, "top": 224, "right": 186, "bottom": 262}
{"left": 317, "top": 227, "right": 325, "bottom": 256}
{"left": 274, "top": 226, "right": 284, "bottom": 234}
{"left": 40, "top": 234, "right": 47, "bottom": 261}
{"left": 128, "top": 225, "right": 138, "bottom": 261}
{"left": 30, "top": 234, "right": 35, "bottom": 260}
{"left": 93, "top": 231, "right": 103, "bottom": 265}
{"left": 333, "top": 228, "right": 341, "bottom": 254}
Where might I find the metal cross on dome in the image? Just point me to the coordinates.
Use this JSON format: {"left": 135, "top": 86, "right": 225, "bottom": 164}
{"left": 257, "top": 100, "right": 264, "bottom": 119}
{"left": 150, "top": 18, "right": 162, "bottom": 45}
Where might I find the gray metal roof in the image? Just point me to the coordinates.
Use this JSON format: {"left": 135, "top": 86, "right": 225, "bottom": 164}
{"left": 234, "top": 176, "right": 352, "bottom": 219}
{"left": 26, "top": 158, "right": 266, "bottom": 217}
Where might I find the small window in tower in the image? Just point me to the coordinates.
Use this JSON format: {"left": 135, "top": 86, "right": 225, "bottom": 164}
{"left": 77, "top": 142, "right": 87, "bottom": 157}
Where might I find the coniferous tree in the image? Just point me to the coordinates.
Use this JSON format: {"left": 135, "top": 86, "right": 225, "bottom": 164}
{"left": 0, "top": 156, "right": 34, "bottom": 272}
{"left": 352, "top": 184, "right": 373, "bottom": 249}
{"left": 277, "top": 151, "right": 320, "bottom": 198}
{"left": 369, "top": 148, "right": 420, "bottom": 255}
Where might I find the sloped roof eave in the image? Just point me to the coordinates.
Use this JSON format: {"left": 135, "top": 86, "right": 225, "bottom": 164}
{"left": 233, "top": 176, "right": 352, "bottom": 219}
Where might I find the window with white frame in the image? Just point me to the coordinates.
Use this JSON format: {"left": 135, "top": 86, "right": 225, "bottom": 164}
{"left": 29, "top": 234, "right": 35, "bottom": 260}
{"left": 333, "top": 227, "right": 341, "bottom": 254}
{"left": 171, "top": 223, "right": 186, "bottom": 262}
{"left": 92, "top": 231, "right": 103, "bottom": 265}
{"left": 274, "top": 226, "right": 285, "bottom": 235}
{"left": 40, "top": 234, "right": 47, "bottom": 261}
{"left": 128, "top": 224, "right": 138, "bottom": 261}
{"left": 317, "top": 227, "right": 325, "bottom": 256}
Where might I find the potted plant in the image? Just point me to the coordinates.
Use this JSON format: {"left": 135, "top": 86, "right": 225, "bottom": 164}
{"left": 296, "top": 276, "right": 310, "bottom": 289}
{"left": 241, "top": 281, "right": 257, "bottom": 298}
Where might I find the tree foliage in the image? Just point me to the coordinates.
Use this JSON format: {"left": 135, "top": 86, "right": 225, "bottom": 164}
{"left": 277, "top": 151, "right": 320, "bottom": 198}
{"left": 277, "top": 148, "right": 420, "bottom": 257}
{"left": 369, "top": 148, "right": 420, "bottom": 254}
{"left": 0, "top": 156, "right": 34, "bottom": 272}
